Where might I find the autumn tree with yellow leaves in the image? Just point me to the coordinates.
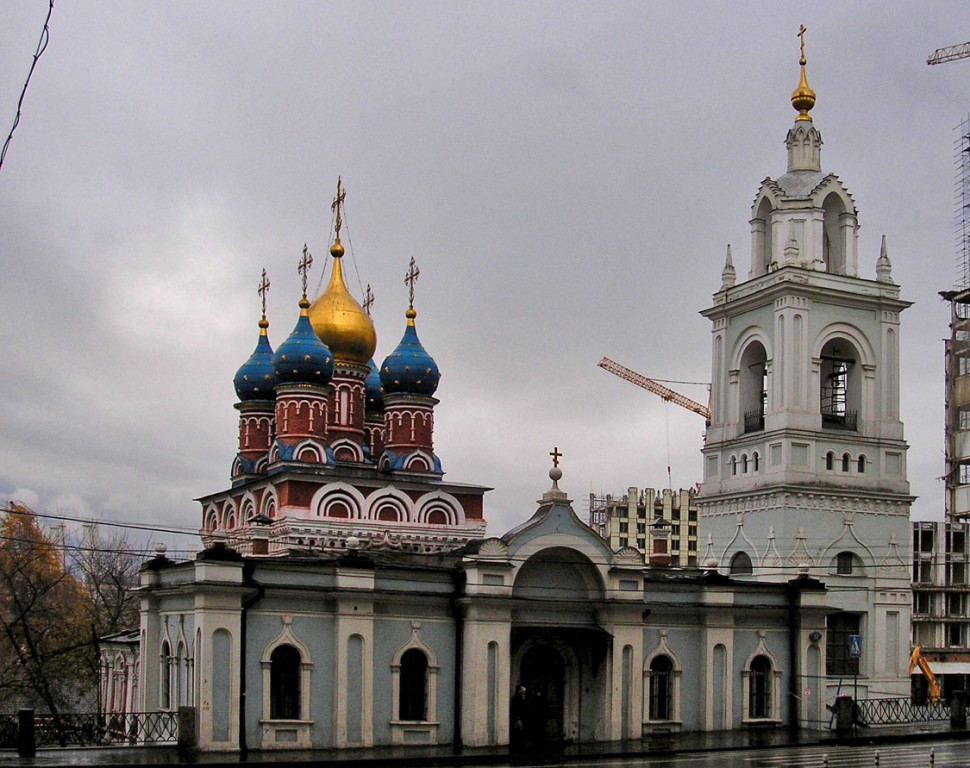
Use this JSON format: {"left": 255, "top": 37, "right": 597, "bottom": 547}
{"left": 0, "top": 503, "right": 141, "bottom": 713}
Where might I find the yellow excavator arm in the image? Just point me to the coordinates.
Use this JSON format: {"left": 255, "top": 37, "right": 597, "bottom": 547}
{"left": 909, "top": 645, "right": 941, "bottom": 705}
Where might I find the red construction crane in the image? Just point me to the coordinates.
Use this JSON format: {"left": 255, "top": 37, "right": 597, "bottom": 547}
{"left": 598, "top": 357, "right": 710, "bottom": 420}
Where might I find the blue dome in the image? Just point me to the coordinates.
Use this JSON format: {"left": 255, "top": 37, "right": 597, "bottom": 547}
{"left": 380, "top": 309, "right": 440, "bottom": 396}
{"left": 365, "top": 358, "right": 384, "bottom": 411}
{"left": 272, "top": 299, "right": 335, "bottom": 385}
{"left": 233, "top": 321, "right": 278, "bottom": 401}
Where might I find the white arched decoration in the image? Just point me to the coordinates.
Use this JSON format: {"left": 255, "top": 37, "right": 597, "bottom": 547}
{"left": 222, "top": 498, "right": 239, "bottom": 531}
{"left": 330, "top": 438, "right": 364, "bottom": 463}
{"left": 239, "top": 492, "right": 257, "bottom": 524}
{"left": 741, "top": 631, "right": 783, "bottom": 723}
{"left": 642, "top": 630, "right": 683, "bottom": 728}
{"left": 402, "top": 449, "right": 434, "bottom": 472}
{"left": 203, "top": 505, "right": 219, "bottom": 533}
{"left": 415, "top": 491, "right": 464, "bottom": 526}
{"left": 390, "top": 621, "right": 440, "bottom": 744}
{"left": 293, "top": 439, "right": 326, "bottom": 464}
{"left": 260, "top": 486, "right": 279, "bottom": 519}
{"left": 310, "top": 482, "right": 365, "bottom": 520}
{"left": 260, "top": 615, "right": 313, "bottom": 749}
{"left": 365, "top": 486, "right": 413, "bottom": 523}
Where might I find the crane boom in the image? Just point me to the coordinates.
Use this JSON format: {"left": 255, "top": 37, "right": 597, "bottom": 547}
{"left": 599, "top": 357, "right": 711, "bottom": 420}
{"left": 928, "top": 42, "right": 970, "bottom": 66}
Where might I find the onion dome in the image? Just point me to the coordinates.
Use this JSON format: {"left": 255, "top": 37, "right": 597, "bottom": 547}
{"left": 234, "top": 316, "right": 277, "bottom": 401}
{"left": 380, "top": 307, "right": 440, "bottom": 396}
{"left": 365, "top": 358, "right": 384, "bottom": 411}
{"left": 308, "top": 239, "right": 377, "bottom": 364}
{"left": 272, "top": 297, "right": 334, "bottom": 384}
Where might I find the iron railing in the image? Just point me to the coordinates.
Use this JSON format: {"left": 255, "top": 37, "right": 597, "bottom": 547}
{"left": 744, "top": 410, "right": 765, "bottom": 433}
{"left": 854, "top": 697, "right": 950, "bottom": 726}
{"left": 0, "top": 711, "right": 178, "bottom": 749}
{"left": 822, "top": 410, "right": 858, "bottom": 431}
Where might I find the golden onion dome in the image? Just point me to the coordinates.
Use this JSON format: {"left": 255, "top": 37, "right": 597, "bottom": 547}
{"left": 308, "top": 240, "right": 377, "bottom": 364}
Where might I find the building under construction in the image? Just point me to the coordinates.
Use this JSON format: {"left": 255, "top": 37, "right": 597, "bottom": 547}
{"left": 587, "top": 487, "right": 699, "bottom": 566}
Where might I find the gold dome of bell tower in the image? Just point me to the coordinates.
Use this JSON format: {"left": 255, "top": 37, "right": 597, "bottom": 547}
{"left": 308, "top": 178, "right": 378, "bottom": 365}
{"left": 791, "top": 24, "right": 816, "bottom": 121}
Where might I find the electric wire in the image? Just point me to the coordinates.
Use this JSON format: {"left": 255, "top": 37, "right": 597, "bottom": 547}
{"left": 0, "top": 0, "right": 54, "bottom": 176}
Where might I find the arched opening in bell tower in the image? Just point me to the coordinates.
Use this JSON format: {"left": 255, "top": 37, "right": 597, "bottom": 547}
{"left": 752, "top": 198, "right": 773, "bottom": 276}
{"left": 822, "top": 193, "right": 846, "bottom": 274}
{"left": 820, "top": 338, "right": 860, "bottom": 431}
{"left": 739, "top": 342, "right": 768, "bottom": 433}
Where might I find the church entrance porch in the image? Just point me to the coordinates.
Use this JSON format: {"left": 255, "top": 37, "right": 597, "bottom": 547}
{"left": 511, "top": 626, "right": 611, "bottom": 744}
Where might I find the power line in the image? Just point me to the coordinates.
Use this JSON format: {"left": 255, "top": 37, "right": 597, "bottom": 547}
{"left": 0, "top": 0, "right": 54, "bottom": 176}
{"left": 2, "top": 505, "right": 200, "bottom": 537}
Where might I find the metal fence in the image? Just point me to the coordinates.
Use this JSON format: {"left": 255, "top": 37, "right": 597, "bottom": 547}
{"left": 0, "top": 710, "right": 178, "bottom": 749}
{"left": 854, "top": 697, "right": 951, "bottom": 726}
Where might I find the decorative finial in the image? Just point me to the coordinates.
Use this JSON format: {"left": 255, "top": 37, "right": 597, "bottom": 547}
{"left": 298, "top": 244, "right": 313, "bottom": 305}
{"left": 791, "top": 24, "right": 816, "bottom": 121}
{"left": 405, "top": 256, "right": 420, "bottom": 309}
{"left": 363, "top": 283, "right": 374, "bottom": 316}
{"left": 549, "top": 446, "right": 562, "bottom": 468}
{"left": 258, "top": 268, "right": 271, "bottom": 333}
{"left": 720, "top": 244, "right": 736, "bottom": 289}
{"left": 876, "top": 234, "right": 894, "bottom": 283}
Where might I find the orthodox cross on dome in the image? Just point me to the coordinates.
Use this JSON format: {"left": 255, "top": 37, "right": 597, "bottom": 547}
{"left": 298, "top": 243, "right": 313, "bottom": 296}
{"left": 363, "top": 283, "right": 374, "bottom": 316}
{"left": 332, "top": 176, "right": 346, "bottom": 242}
{"left": 405, "top": 256, "right": 420, "bottom": 308}
{"left": 258, "top": 268, "right": 270, "bottom": 317}
{"left": 797, "top": 24, "right": 807, "bottom": 64}
{"left": 549, "top": 446, "right": 562, "bottom": 468}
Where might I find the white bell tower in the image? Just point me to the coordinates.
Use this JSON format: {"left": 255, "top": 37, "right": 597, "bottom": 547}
{"left": 696, "top": 31, "right": 913, "bottom": 700}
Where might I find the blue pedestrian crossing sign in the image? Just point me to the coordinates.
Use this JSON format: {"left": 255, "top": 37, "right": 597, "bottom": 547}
{"left": 848, "top": 634, "right": 862, "bottom": 658}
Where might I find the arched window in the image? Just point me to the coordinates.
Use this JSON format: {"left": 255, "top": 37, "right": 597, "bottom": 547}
{"left": 841, "top": 453, "right": 850, "bottom": 472}
{"left": 752, "top": 452, "right": 760, "bottom": 472}
{"left": 731, "top": 456, "right": 738, "bottom": 476}
{"left": 648, "top": 655, "right": 674, "bottom": 720}
{"left": 857, "top": 455, "right": 866, "bottom": 473}
{"left": 741, "top": 454, "right": 749, "bottom": 473}
{"left": 270, "top": 644, "right": 301, "bottom": 719}
{"left": 753, "top": 197, "right": 773, "bottom": 275}
{"left": 160, "top": 640, "right": 171, "bottom": 710}
{"left": 833, "top": 551, "right": 864, "bottom": 576}
{"left": 730, "top": 552, "right": 753, "bottom": 575}
{"left": 825, "top": 451, "right": 834, "bottom": 471}
{"left": 399, "top": 648, "right": 428, "bottom": 721}
{"left": 749, "top": 655, "right": 772, "bottom": 718}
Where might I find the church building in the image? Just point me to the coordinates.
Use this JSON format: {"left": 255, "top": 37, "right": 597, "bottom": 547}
{"left": 117, "top": 35, "right": 912, "bottom": 754}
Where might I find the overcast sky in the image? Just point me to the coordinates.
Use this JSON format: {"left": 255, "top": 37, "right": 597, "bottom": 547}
{"left": 2, "top": 2, "right": 969, "bottom": 549}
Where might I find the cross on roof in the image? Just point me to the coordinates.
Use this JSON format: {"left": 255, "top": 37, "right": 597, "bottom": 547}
{"left": 332, "top": 176, "right": 346, "bottom": 242}
{"left": 549, "top": 446, "right": 562, "bottom": 468}
{"left": 258, "top": 268, "right": 270, "bottom": 317}
{"left": 363, "top": 283, "right": 374, "bottom": 316}
{"left": 405, "top": 256, "right": 420, "bottom": 308}
{"left": 298, "top": 243, "right": 313, "bottom": 296}
{"left": 797, "top": 24, "right": 807, "bottom": 63}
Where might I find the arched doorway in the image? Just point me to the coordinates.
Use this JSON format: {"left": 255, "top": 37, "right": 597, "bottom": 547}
{"left": 519, "top": 645, "right": 565, "bottom": 742}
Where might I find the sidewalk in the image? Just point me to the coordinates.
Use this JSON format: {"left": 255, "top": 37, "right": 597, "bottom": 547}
{"left": 0, "top": 722, "right": 966, "bottom": 767}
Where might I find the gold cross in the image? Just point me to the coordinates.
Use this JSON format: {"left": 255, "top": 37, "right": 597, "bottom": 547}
{"left": 405, "top": 256, "right": 420, "bottom": 307}
{"left": 332, "top": 176, "right": 346, "bottom": 241}
{"left": 797, "top": 24, "right": 807, "bottom": 63}
{"left": 363, "top": 283, "right": 374, "bottom": 316}
{"left": 298, "top": 243, "right": 313, "bottom": 296}
{"left": 258, "top": 268, "right": 270, "bottom": 317}
{"left": 549, "top": 447, "right": 562, "bottom": 468}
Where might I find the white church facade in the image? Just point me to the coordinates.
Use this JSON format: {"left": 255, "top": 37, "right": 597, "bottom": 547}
{"left": 109, "top": 35, "right": 920, "bottom": 753}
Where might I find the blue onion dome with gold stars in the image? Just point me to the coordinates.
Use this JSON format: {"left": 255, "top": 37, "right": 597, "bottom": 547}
{"left": 380, "top": 307, "right": 440, "bottom": 396}
{"left": 365, "top": 357, "right": 384, "bottom": 411}
{"left": 234, "top": 316, "right": 278, "bottom": 401}
{"left": 308, "top": 239, "right": 378, "bottom": 365}
{"left": 272, "top": 296, "right": 335, "bottom": 384}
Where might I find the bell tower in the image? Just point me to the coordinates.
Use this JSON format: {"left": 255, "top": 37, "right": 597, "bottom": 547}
{"left": 696, "top": 29, "right": 913, "bottom": 700}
